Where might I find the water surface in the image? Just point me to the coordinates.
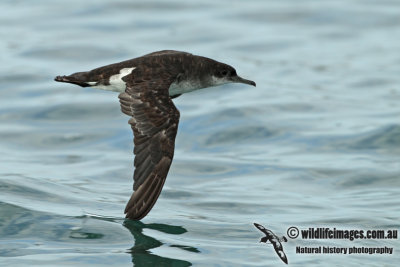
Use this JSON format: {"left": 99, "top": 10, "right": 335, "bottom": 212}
{"left": 0, "top": 0, "right": 399, "bottom": 266}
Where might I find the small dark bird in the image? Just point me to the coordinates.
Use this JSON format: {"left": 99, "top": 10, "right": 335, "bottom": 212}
{"left": 254, "top": 223, "right": 288, "bottom": 264}
{"left": 55, "top": 50, "right": 256, "bottom": 220}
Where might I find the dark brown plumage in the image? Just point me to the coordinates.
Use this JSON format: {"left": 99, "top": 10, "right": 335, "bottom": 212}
{"left": 55, "top": 50, "right": 255, "bottom": 220}
{"left": 119, "top": 80, "right": 179, "bottom": 220}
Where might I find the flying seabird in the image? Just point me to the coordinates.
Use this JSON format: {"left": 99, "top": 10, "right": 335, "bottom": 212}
{"left": 55, "top": 50, "right": 256, "bottom": 220}
{"left": 254, "top": 223, "right": 288, "bottom": 264}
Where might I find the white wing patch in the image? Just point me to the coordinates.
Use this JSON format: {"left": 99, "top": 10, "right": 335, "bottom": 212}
{"left": 90, "top": 67, "right": 136, "bottom": 92}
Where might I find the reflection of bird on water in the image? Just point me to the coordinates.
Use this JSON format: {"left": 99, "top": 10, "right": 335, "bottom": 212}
{"left": 123, "top": 220, "right": 198, "bottom": 266}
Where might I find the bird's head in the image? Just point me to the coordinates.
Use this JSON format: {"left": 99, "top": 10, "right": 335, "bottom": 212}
{"left": 210, "top": 62, "right": 256, "bottom": 87}
{"left": 194, "top": 58, "right": 256, "bottom": 89}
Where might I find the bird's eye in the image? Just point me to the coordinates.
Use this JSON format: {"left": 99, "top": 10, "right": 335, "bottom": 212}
{"left": 221, "top": 70, "right": 228, "bottom": 76}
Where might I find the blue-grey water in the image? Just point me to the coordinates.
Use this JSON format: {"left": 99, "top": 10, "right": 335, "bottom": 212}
{"left": 1, "top": 0, "right": 399, "bottom": 266}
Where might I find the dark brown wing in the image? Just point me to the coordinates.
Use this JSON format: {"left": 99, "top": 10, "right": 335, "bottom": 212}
{"left": 119, "top": 78, "right": 180, "bottom": 220}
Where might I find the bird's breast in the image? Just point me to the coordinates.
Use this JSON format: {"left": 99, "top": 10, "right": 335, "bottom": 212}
{"left": 168, "top": 79, "right": 203, "bottom": 96}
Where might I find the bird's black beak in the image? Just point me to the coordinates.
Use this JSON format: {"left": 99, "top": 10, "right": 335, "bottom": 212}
{"left": 232, "top": 75, "right": 256, "bottom": 87}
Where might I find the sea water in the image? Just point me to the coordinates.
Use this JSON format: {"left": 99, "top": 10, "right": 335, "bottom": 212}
{"left": 0, "top": 0, "right": 399, "bottom": 266}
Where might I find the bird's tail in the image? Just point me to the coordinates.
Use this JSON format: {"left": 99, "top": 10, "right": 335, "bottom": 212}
{"left": 54, "top": 72, "right": 90, "bottom": 87}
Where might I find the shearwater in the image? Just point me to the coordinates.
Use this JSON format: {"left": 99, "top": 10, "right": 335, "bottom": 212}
{"left": 55, "top": 50, "right": 256, "bottom": 220}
